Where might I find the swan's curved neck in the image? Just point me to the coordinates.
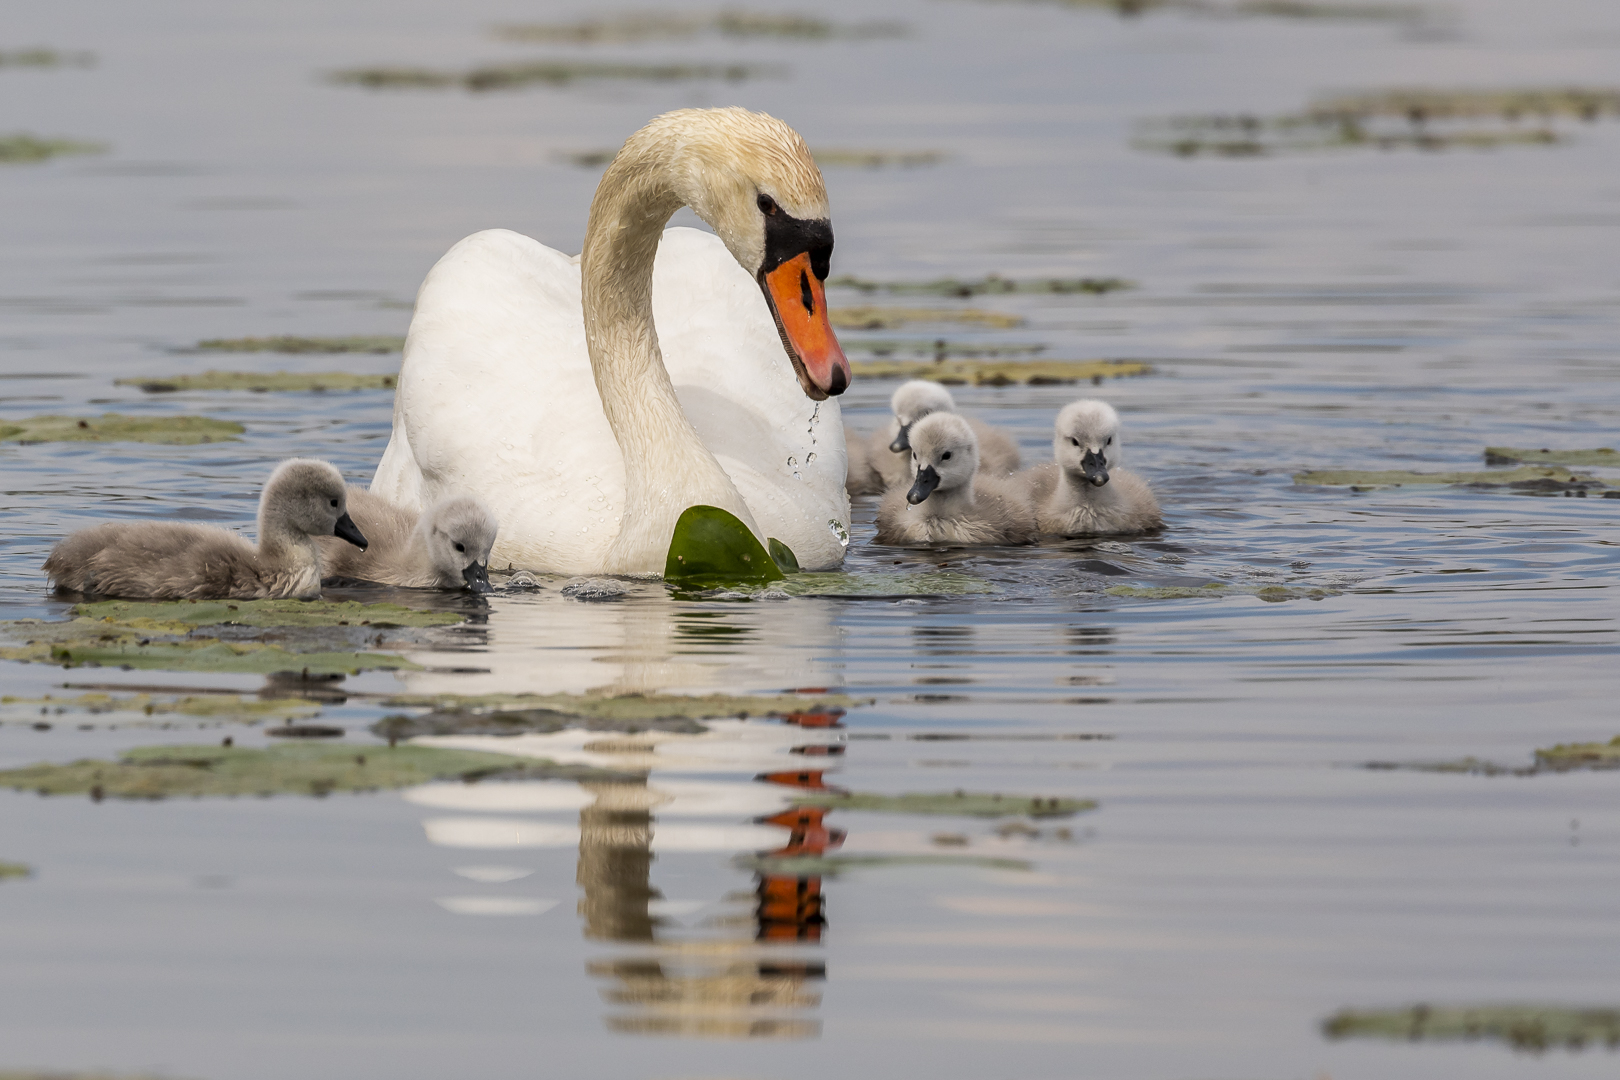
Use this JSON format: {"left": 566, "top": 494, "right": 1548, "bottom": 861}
{"left": 580, "top": 141, "right": 758, "bottom": 572}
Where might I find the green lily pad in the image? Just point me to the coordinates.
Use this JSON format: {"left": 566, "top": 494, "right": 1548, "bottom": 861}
{"left": 195, "top": 336, "right": 405, "bottom": 354}
{"left": 0, "top": 413, "right": 243, "bottom": 445}
{"left": 1322, "top": 1004, "right": 1620, "bottom": 1052}
{"left": 1294, "top": 465, "right": 1601, "bottom": 488}
{"left": 118, "top": 370, "right": 398, "bottom": 393}
{"left": 73, "top": 598, "right": 464, "bottom": 630}
{"left": 830, "top": 306, "right": 1023, "bottom": 331}
{"left": 767, "top": 538, "right": 801, "bottom": 574}
{"left": 777, "top": 572, "right": 996, "bottom": 597}
{"left": 0, "top": 134, "right": 105, "bottom": 164}
{"left": 665, "top": 505, "right": 785, "bottom": 585}
{"left": 1485, "top": 446, "right": 1620, "bottom": 468}
{"left": 0, "top": 742, "right": 590, "bottom": 800}
{"left": 793, "top": 791, "right": 1096, "bottom": 818}
{"left": 1, "top": 692, "right": 321, "bottom": 725}
{"left": 0, "top": 861, "right": 30, "bottom": 881}
{"left": 733, "top": 852, "right": 1032, "bottom": 876}
{"left": 830, "top": 274, "right": 1133, "bottom": 297}
{"left": 331, "top": 61, "right": 771, "bottom": 92}
{"left": 849, "top": 358, "right": 1150, "bottom": 385}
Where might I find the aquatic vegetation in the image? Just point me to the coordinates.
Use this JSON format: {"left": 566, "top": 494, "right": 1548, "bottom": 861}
{"left": 1484, "top": 446, "right": 1619, "bottom": 468}
{"left": 793, "top": 790, "right": 1095, "bottom": 818}
{"left": 1106, "top": 583, "right": 1336, "bottom": 601}
{"left": 0, "top": 48, "right": 96, "bottom": 67}
{"left": 1366, "top": 736, "right": 1620, "bottom": 776}
{"left": 1312, "top": 88, "right": 1620, "bottom": 123}
{"left": 1, "top": 692, "right": 321, "bottom": 725}
{"left": 734, "top": 852, "right": 1031, "bottom": 876}
{"left": 194, "top": 335, "right": 405, "bottom": 353}
{"left": 830, "top": 306, "right": 1024, "bottom": 330}
{"left": 72, "top": 598, "right": 465, "bottom": 630}
{"left": 331, "top": 61, "right": 770, "bottom": 92}
{"left": 0, "top": 134, "right": 105, "bottom": 164}
{"left": 1293, "top": 465, "right": 1605, "bottom": 490}
{"left": 0, "top": 636, "right": 420, "bottom": 675}
{"left": 492, "top": 12, "right": 906, "bottom": 43}
{"left": 664, "top": 505, "right": 785, "bottom": 585}
{"left": 1322, "top": 1004, "right": 1620, "bottom": 1053}
{"left": 774, "top": 572, "right": 996, "bottom": 597}
{"left": 118, "top": 370, "right": 398, "bottom": 393}
{"left": 849, "top": 358, "right": 1150, "bottom": 385}
{"left": 0, "top": 861, "right": 30, "bottom": 880}
{"left": 0, "top": 742, "right": 586, "bottom": 800}
{"left": 0, "top": 413, "right": 243, "bottom": 445}
{"left": 1536, "top": 737, "right": 1620, "bottom": 772}
{"left": 376, "top": 690, "right": 857, "bottom": 731}
{"left": 845, "top": 339, "right": 1047, "bottom": 360}
{"left": 971, "top": 0, "right": 1424, "bottom": 19}
{"left": 809, "top": 149, "right": 944, "bottom": 168}
{"left": 830, "top": 274, "right": 1133, "bottom": 297}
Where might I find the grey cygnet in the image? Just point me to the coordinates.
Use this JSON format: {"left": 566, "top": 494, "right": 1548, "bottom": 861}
{"left": 874, "top": 412, "right": 1036, "bottom": 546}
{"left": 317, "top": 487, "right": 498, "bottom": 592}
{"left": 848, "top": 380, "right": 1021, "bottom": 496}
{"left": 1021, "top": 399, "right": 1162, "bottom": 536}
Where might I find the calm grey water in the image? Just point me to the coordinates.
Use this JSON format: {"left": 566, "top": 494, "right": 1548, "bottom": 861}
{"left": 2, "top": 0, "right": 1619, "bottom": 1077}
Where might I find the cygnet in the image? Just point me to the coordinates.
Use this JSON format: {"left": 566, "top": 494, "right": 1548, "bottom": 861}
{"left": 44, "top": 458, "right": 367, "bottom": 600}
{"left": 317, "top": 487, "right": 497, "bottom": 592}
{"left": 874, "top": 412, "right": 1036, "bottom": 546}
{"left": 1021, "top": 399, "right": 1162, "bottom": 536}
{"left": 847, "top": 380, "right": 1022, "bottom": 495}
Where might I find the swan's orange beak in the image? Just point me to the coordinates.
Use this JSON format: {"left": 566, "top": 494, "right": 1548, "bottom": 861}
{"left": 762, "top": 252, "right": 851, "bottom": 401}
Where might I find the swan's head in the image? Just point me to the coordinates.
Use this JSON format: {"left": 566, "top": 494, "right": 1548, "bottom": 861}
{"left": 635, "top": 108, "right": 851, "bottom": 401}
{"left": 262, "top": 459, "right": 367, "bottom": 549}
{"left": 906, "top": 412, "right": 979, "bottom": 505}
{"left": 422, "top": 496, "right": 498, "bottom": 592}
{"left": 1053, "top": 399, "right": 1120, "bottom": 488}
{"left": 888, "top": 380, "right": 957, "bottom": 453}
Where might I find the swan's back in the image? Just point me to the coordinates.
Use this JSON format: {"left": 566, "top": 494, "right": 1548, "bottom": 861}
{"left": 44, "top": 522, "right": 304, "bottom": 600}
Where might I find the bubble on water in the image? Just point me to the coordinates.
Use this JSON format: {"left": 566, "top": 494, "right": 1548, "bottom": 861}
{"left": 828, "top": 518, "right": 849, "bottom": 548}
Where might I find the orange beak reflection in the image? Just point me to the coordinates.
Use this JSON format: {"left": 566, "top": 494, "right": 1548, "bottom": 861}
{"left": 762, "top": 252, "right": 851, "bottom": 401}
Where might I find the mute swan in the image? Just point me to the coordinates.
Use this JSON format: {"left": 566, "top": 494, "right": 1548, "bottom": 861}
{"left": 44, "top": 459, "right": 367, "bottom": 600}
{"left": 317, "top": 487, "right": 497, "bottom": 592}
{"left": 847, "top": 380, "right": 1021, "bottom": 495}
{"left": 874, "top": 413, "right": 1036, "bottom": 546}
{"left": 371, "top": 108, "right": 853, "bottom": 575}
{"left": 1021, "top": 400, "right": 1162, "bottom": 536}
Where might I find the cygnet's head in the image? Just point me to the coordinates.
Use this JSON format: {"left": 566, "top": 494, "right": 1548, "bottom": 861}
{"left": 1053, "top": 400, "right": 1121, "bottom": 488}
{"left": 422, "top": 496, "right": 499, "bottom": 593}
{"left": 888, "top": 380, "right": 958, "bottom": 454}
{"left": 261, "top": 459, "right": 367, "bottom": 549}
{"left": 906, "top": 412, "right": 979, "bottom": 505}
{"left": 604, "top": 108, "right": 850, "bottom": 401}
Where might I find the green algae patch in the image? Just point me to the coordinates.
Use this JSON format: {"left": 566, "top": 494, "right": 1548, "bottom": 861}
{"left": 1365, "top": 756, "right": 1534, "bottom": 777}
{"left": 849, "top": 358, "right": 1150, "bottom": 386}
{"left": 331, "top": 62, "right": 770, "bottom": 92}
{"left": 665, "top": 505, "right": 784, "bottom": 586}
{"left": 375, "top": 691, "right": 858, "bottom": 737}
{"left": 1107, "top": 584, "right": 1229, "bottom": 599}
{"left": 847, "top": 339, "right": 1048, "bottom": 360}
{"left": 195, "top": 335, "right": 405, "bottom": 354}
{"left": 831, "top": 274, "right": 1132, "bottom": 297}
{"left": 776, "top": 572, "right": 996, "bottom": 598}
{"left": 0, "top": 48, "right": 97, "bottom": 67}
{"left": 0, "top": 134, "right": 105, "bottom": 164}
{"left": 988, "top": 0, "right": 1425, "bottom": 18}
{"left": 0, "top": 637, "right": 419, "bottom": 675}
{"left": 1535, "top": 736, "right": 1620, "bottom": 772}
{"left": 1312, "top": 87, "right": 1620, "bottom": 123}
{"left": 831, "top": 306, "right": 1023, "bottom": 331}
{"left": 1485, "top": 446, "right": 1619, "bottom": 468}
{"left": 0, "top": 861, "right": 30, "bottom": 880}
{"left": 1, "top": 692, "right": 320, "bottom": 725}
{"left": 0, "top": 413, "right": 243, "bottom": 445}
{"left": 493, "top": 12, "right": 905, "bottom": 43}
{"left": 0, "top": 742, "right": 561, "bottom": 800}
{"left": 1294, "top": 465, "right": 1603, "bottom": 489}
{"left": 794, "top": 791, "right": 1095, "bottom": 818}
{"left": 118, "top": 370, "right": 398, "bottom": 393}
{"left": 1366, "top": 737, "right": 1620, "bottom": 776}
{"left": 734, "top": 852, "right": 1031, "bottom": 876}
{"left": 73, "top": 598, "right": 464, "bottom": 631}
{"left": 1322, "top": 1004, "right": 1620, "bottom": 1053}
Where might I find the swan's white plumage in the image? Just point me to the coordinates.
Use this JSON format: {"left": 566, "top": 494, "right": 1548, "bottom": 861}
{"left": 372, "top": 226, "right": 850, "bottom": 575}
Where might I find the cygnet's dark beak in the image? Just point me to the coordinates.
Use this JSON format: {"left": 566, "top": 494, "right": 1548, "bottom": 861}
{"left": 889, "top": 423, "right": 913, "bottom": 455}
{"left": 1081, "top": 449, "right": 1110, "bottom": 488}
{"left": 907, "top": 464, "right": 941, "bottom": 505}
{"left": 462, "top": 561, "right": 492, "bottom": 593}
{"left": 333, "top": 513, "right": 368, "bottom": 550}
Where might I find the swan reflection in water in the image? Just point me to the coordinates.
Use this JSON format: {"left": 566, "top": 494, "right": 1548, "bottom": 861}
{"left": 411, "top": 708, "right": 848, "bottom": 1039}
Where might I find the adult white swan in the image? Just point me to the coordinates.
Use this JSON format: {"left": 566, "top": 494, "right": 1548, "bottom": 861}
{"left": 370, "top": 108, "right": 854, "bottom": 575}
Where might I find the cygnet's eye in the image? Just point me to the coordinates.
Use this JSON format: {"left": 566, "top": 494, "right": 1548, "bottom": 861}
{"left": 454, "top": 543, "right": 466, "bottom": 554}
{"left": 941, "top": 451, "right": 952, "bottom": 461}
{"left": 329, "top": 498, "right": 339, "bottom": 508}
{"left": 1069, "top": 437, "right": 1080, "bottom": 447}
{"left": 757, "top": 193, "right": 778, "bottom": 216}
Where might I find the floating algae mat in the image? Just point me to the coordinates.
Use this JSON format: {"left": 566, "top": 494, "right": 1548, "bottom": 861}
{"left": 830, "top": 274, "right": 1132, "bottom": 297}
{"left": 1293, "top": 465, "right": 1605, "bottom": 490}
{"left": 1106, "top": 583, "right": 1337, "bottom": 601}
{"left": 830, "top": 306, "right": 1023, "bottom": 331}
{"left": 194, "top": 335, "right": 405, "bottom": 354}
{"left": 331, "top": 61, "right": 771, "bottom": 92}
{"left": 1484, "top": 446, "right": 1619, "bottom": 467}
{"left": 979, "top": 0, "right": 1426, "bottom": 20}
{"left": 0, "top": 134, "right": 105, "bottom": 164}
{"left": 1369, "top": 736, "right": 1620, "bottom": 777}
{"left": 1312, "top": 87, "right": 1620, "bottom": 122}
{"left": 773, "top": 572, "right": 997, "bottom": 597}
{"left": 808, "top": 149, "right": 943, "bottom": 169}
{"left": 119, "top": 370, "right": 398, "bottom": 393}
{"left": 0, "top": 48, "right": 97, "bottom": 67}
{"left": 0, "top": 413, "right": 242, "bottom": 445}
{"left": 0, "top": 636, "right": 420, "bottom": 675}
{"left": 71, "top": 599, "right": 465, "bottom": 631}
{"left": 492, "top": 12, "right": 906, "bottom": 43}
{"left": 793, "top": 791, "right": 1096, "bottom": 818}
{"left": 849, "top": 358, "right": 1149, "bottom": 386}
{"left": 844, "top": 339, "right": 1047, "bottom": 360}
{"left": 1, "top": 692, "right": 321, "bottom": 727}
{"left": 0, "top": 742, "right": 599, "bottom": 800}
{"left": 1322, "top": 1004, "right": 1620, "bottom": 1053}
{"left": 0, "top": 861, "right": 30, "bottom": 880}
{"left": 373, "top": 690, "right": 859, "bottom": 739}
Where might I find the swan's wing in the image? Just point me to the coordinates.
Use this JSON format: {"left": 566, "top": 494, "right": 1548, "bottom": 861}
{"left": 375, "top": 229, "right": 623, "bottom": 575}
{"left": 653, "top": 228, "right": 851, "bottom": 569}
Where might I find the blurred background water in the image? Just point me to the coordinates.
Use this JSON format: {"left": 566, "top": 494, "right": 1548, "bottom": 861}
{"left": 1, "top": 0, "right": 1618, "bottom": 1077}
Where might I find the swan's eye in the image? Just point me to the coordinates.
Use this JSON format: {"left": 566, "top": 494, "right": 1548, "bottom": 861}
{"left": 454, "top": 543, "right": 465, "bottom": 553}
{"left": 330, "top": 498, "right": 339, "bottom": 508}
{"left": 757, "top": 193, "right": 778, "bottom": 216}
{"left": 941, "top": 451, "right": 952, "bottom": 461}
{"left": 1069, "top": 437, "right": 1079, "bottom": 447}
